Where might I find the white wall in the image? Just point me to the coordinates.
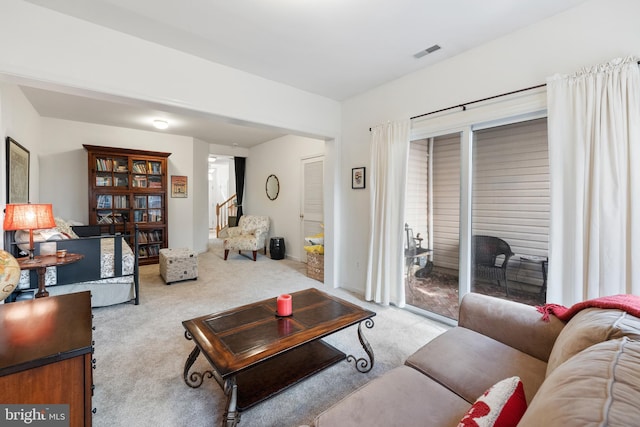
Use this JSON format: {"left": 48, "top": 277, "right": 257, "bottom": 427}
{"left": 37, "top": 117, "right": 198, "bottom": 251}
{"left": 339, "top": 0, "right": 640, "bottom": 294}
{"left": 0, "top": 0, "right": 341, "bottom": 259}
{"left": 0, "top": 82, "right": 41, "bottom": 208}
{"left": 245, "top": 135, "right": 325, "bottom": 261}
{"left": 192, "top": 139, "right": 210, "bottom": 252}
{"left": 0, "top": 0, "right": 340, "bottom": 139}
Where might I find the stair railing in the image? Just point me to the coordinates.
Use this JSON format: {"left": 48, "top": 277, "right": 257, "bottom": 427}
{"left": 216, "top": 194, "right": 237, "bottom": 237}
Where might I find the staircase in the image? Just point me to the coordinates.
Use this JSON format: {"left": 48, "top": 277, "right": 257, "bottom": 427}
{"left": 216, "top": 194, "right": 237, "bottom": 237}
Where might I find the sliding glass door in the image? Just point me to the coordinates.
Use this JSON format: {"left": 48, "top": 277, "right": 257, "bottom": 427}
{"left": 471, "top": 118, "right": 549, "bottom": 304}
{"left": 405, "top": 133, "right": 461, "bottom": 320}
{"left": 405, "top": 117, "right": 549, "bottom": 321}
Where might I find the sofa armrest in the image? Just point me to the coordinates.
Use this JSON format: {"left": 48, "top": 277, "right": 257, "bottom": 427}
{"left": 458, "top": 293, "right": 565, "bottom": 362}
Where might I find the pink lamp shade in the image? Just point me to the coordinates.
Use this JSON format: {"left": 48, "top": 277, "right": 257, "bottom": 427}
{"left": 3, "top": 203, "right": 56, "bottom": 259}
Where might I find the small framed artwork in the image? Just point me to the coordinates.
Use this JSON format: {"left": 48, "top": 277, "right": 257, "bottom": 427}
{"left": 6, "top": 137, "right": 30, "bottom": 203}
{"left": 171, "top": 175, "right": 188, "bottom": 198}
{"left": 352, "top": 167, "right": 366, "bottom": 189}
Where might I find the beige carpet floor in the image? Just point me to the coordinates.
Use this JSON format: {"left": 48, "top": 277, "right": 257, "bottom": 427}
{"left": 91, "top": 241, "right": 448, "bottom": 427}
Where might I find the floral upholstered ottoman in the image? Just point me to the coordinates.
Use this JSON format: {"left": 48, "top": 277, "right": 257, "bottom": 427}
{"left": 159, "top": 248, "right": 198, "bottom": 284}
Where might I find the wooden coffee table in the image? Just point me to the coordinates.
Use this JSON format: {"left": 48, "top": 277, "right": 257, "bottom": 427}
{"left": 182, "top": 288, "right": 376, "bottom": 426}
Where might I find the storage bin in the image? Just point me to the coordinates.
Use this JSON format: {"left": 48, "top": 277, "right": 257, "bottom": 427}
{"left": 159, "top": 248, "right": 198, "bottom": 284}
{"left": 307, "top": 252, "right": 324, "bottom": 282}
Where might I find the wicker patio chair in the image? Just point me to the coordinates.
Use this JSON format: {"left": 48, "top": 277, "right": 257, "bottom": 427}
{"left": 472, "top": 235, "right": 514, "bottom": 296}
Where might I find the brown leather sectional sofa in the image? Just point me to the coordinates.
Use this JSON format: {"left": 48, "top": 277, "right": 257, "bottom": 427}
{"left": 313, "top": 292, "right": 640, "bottom": 426}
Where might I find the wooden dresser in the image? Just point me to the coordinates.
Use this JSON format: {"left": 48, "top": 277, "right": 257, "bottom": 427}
{"left": 0, "top": 292, "right": 94, "bottom": 427}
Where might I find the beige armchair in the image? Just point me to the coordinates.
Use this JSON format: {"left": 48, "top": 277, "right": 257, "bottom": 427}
{"left": 220, "top": 215, "right": 270, "bottom": 261}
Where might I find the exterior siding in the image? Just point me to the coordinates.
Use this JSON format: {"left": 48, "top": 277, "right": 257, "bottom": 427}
{"left": 473, "top": 118, "right": 549, "bottom": 287}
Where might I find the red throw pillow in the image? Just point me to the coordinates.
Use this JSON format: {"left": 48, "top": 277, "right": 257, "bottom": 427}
{"left": 457, "top": 376, "right": 527, "bottom": 427}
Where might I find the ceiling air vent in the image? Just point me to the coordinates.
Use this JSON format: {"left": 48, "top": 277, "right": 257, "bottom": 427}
{"left": 414, "top": 44, "right": 441, "bottom": 59}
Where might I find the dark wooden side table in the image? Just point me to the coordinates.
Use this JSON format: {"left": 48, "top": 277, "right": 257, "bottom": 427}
{"left": 17, "top": 253, "right": 84, "bottom": 298}
{"left": 519, "top": 255, "right": 548, "bottom": 303}
{"left": 0, "top": 292, "right": 94, "bottom": 427}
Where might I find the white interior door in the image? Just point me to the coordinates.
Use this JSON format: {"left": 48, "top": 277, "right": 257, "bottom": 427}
{"left": 301, "top": 156, "right": 324, "bottom": 262}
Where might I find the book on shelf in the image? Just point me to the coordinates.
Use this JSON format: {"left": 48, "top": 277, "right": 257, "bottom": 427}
{"left": 132, "top": 176, "right": 147, "bottom": 187}
{"left": 149, "top": 162, "right": 161, "bottom": 174}
{"left": 133, "top": 211, "right": 145, "bottom": 222}
{"left": 114, "top": 176, "right": 128, "bottom": 187}
{"left": 132, "top": 162, "right": 148, "bottom": 173}
{"left": 114, "top": 160, "right": 128, "bottom": 172}
{"left": 96, "top": 158, "right": 113, "bottom": 172}
{"left": 147, "top": 245, "right": 160, "bottom": 257}
{"left": 97, "top": 212, "right": 125, "bottom": 224}
{"left": 147, "top": 211, "right": 162, "bottom": 222}
{"left": 113, "top": 195, "right": 128, "bottom": 208}
{"left": 148, "top": 197, "right": 161, "bottom": 208}
{"left": 134, "top": 197, "right": 147, "bottom": 208}
{"left": 97, "top": 213, "right": 113, "bottom": 224}
{"left": 138, "top": 230, "right": 163, "bottom": 243}
{"left": 97, "top": 195, "right": 112, "bottom": 208}
{"left": 96, "top": 176, "right": 113, "bottom": 186}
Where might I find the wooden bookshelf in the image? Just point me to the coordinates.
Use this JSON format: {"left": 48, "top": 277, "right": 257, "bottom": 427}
{"left": 84, "top": 145, "right": 171, "bottom": 265}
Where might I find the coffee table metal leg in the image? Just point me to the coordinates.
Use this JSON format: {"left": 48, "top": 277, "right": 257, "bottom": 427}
{"left": 222, "top": 378, "right": 240, "bottom": 427}
{"left": 183, "top": 331, "right": 214, "bottom": 388}
{"left": 346, "top": 318, "right": 375, "bottom": 373}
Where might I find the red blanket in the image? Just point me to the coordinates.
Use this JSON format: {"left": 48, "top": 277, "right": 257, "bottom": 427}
{"left": 536, "top": 294, "right": 640, "bottom": 322}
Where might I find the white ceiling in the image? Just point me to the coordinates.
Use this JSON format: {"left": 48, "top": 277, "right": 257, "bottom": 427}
{"left": 18, "top": 0, "right": 588, "bottom": 146}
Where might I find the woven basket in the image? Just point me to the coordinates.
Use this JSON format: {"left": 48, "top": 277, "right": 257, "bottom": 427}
{"left": 307, "top": 252, "right": 324, "bottom": 282}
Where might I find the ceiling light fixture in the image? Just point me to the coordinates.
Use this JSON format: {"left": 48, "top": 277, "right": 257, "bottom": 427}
{"left": 153, "top": 119, "right": 169, "bottom": 130}
{"left": 413, "top": 44, "right": 441, "bottom": 59}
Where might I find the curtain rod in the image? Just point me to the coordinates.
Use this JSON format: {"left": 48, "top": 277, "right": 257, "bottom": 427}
{"left": 410, "top": 60, "right": 640, "bottom": 121}
{"left": 409, "top": 83, "right": 546, "bottom": 121}
{"left": 369, "top": 60, "right": 640, "bottom": 131}
{"left": 367, "top": 83, "right": 544, "bottom": 131}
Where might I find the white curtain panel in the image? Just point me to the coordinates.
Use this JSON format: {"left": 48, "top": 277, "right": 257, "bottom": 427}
{"left": 366, "top": 120, "right": 410, "bottom": 307}
{"left": 547, "top": 56, "right": 640, "bottom": 305}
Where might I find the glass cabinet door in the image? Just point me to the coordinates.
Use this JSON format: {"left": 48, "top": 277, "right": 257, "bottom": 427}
{"left": 95, "top": 156, "right": 129, "bottom": 188}
{"left": 96, "top": 194, "right": 129, "bottom": 224}
{"left": 132, "top": 195, "right": 163, "bottom": 223}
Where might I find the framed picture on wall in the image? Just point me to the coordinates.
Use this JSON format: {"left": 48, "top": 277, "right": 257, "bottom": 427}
{"left": 171, "top": 175, "right": 188, "bottom": 198}
{"left": 352, "top": 167, "right": 365, "bottom": 189}
{"left": 6, "top": 137, "right": 30, "bottom": 203}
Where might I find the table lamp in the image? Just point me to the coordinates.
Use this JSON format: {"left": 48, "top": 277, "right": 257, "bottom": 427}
{"left": 3, "top": 203, "right": 56, "bottom": 261}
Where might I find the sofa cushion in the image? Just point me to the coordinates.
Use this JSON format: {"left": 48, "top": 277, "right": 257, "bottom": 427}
{"left": 15, "top": 228, "right": 69, "bottom": 251}
{"left": 313, "top": 366, "right": 470, "bottom": 427}
{"left": 457, "top": 376, "right": 527, "bottom": 427}
{"left": 519, "top": 337, "right": 640, "bottom": 426}
{"left": 458, "top": 292, "right": 565, "bottom": 363}
{"left": 405, "top": 327, "right": 546, "bottom": 405}
{"left": 546, "top": 308, "right": 640, "bottom": 376}
{"left": 54, "top": 217, "right": 80, "bottom": 239}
